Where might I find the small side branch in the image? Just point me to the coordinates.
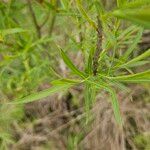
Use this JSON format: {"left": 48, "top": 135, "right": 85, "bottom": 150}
{"left": 27, "top": 0, "right": 41, "bottom": 38}
{"left": 49, "top": 14, "right": 56, "bottom": 35}
{"left": 49, "top": 0, "right": 59, "bottom": 35}
{"left": 93, "top": 17, "right": 103, "bottom": 76}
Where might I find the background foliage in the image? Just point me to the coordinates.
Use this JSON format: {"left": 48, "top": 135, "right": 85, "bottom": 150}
{"left": 0, "top": 0, "right": 150, "bottom": 149}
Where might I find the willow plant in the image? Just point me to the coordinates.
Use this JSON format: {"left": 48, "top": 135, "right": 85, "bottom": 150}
{"left": 7, "top": 0, "right": 150, "bottom": 125}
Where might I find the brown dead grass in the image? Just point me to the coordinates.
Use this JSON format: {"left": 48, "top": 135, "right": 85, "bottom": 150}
{"left": 10, "top": 85, "right": 150, "bottom": 150}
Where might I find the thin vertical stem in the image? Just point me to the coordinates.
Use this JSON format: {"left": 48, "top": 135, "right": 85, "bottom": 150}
{"left": 93, "top": 17, "right": 103, "bottom": 75}
{"left": 27, "top": 0, "right": 41, "bottom": 38}
{"left": 49, "top": 0, "right": 59, "bottom": 35}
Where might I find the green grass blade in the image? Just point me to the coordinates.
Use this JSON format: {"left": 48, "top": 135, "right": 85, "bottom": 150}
{"left": 60, "top": 49, "right": 86, "bottom": 78}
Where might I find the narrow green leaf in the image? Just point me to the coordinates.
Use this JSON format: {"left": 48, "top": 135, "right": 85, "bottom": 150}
{"left": 45, "top": 1, "right": 56, "bottom": 10}
{"left": 60, "top": 49, "right": 86, "bottom": 78}
{"left": 0, "top": 34, "right": 3, "bottom": 42}
{"left": 0, "top": 28, "right": 28, "bottom": 36}
{"left": 117, "top": 0, "right": 126, "bottom": 7}
{"left": 108, "top": 70, "right": 150, "bottom": 83}
{"left": 51, "top": 78, "right": 83, "bottom": 85}
{"left": 8, "top": 80, "right": 77, "bottom": 104}
{"left": 109, "top": 89, "right": 122, "bottom": 125}
{"left": 103, "top": 22, "right": 117, "bottom": 47}
{"left": 122, "top": 28, "right": 143, "bottom": 60}
{"left": 84, "top": 83, "right": 96, "bottom": 124}
{"left": 113, "top": 6, "right": 150, "bottom": 29}
{"left": 94, "top": 0, "right": 105, "bottom": 15}
{"left": 122, "top": 0, "right": 150, "bottom": 9}
{"left": 86, "top": 48, "right": 94, "bottom": 75}
{"left": 60, "top": 0, "right": 68, "bottom": 9}
{"left": 120, "top": 49, "right": 150, "bottom": 68}
{"left": 122, "top": 61, "right": 149, "bottom": 68}
{"left": 86, "top": 78, "right": 122, "bottom": 125}
{"left": 76, "top": 0, "right": 97, "bottom": 30}
{"left": 118, "top": 25, "right": 139, "bottom": 41}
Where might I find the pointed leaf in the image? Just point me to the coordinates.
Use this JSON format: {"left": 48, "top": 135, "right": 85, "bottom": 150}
{"left": 108, "top": 70, "right": 150, "bottom": 83}
{"left": 60, "top": 49, "right": 86, "bottom": 78}
{"left": 109, "top": 89, "right": 123, "bottom": 125}
{"left": 122, "top": 28, "right": 143, "bottom": 60}
{"left": 76, "top": 0, "right": 97, "bottom": 30}
{"left": 122, "top": 0, "right": 150, "bottom": 9}
{"left": 120, "top": 49, "right": 150, "bottom": 68}
{"left": 117, "top": 0, "right": 126, "bottom": 7}
{"left": 8, "top": 80, "right": 77, "bottom": 104}
{"left": 113, "top": 6, "right": 150, "bottom": 29}
{"left": 84, "top": 83, "right": 96, "bottom": 124}
{"left": 86, "top": 78, "right": 122, "bottom": 125}
{"left": 1, "top": 28, "right": 28, "bottom": 36}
